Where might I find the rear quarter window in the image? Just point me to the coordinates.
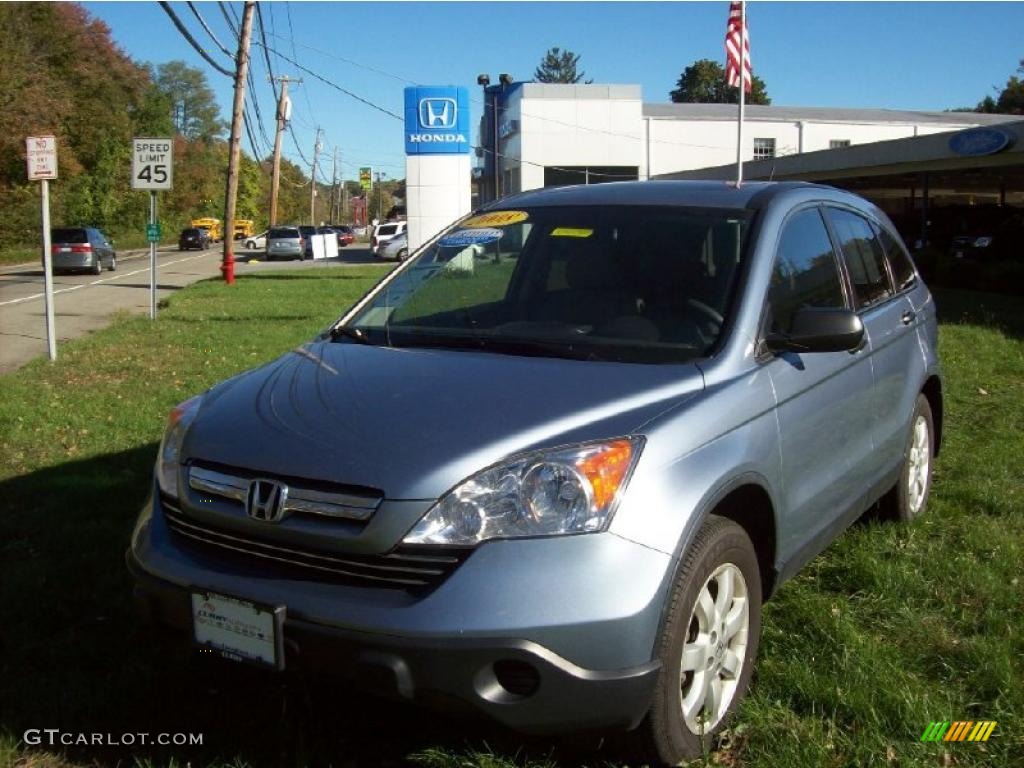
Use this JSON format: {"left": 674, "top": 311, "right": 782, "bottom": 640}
{"left": 827, "top": 207, "right": 894, "bottom": 308}
{"left": 875, "top": 225, "right": 917, "bottom": 292}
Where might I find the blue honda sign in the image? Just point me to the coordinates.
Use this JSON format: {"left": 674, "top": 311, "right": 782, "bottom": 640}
{"left": 404, "top": 86, "right": 470, "bottom": 155}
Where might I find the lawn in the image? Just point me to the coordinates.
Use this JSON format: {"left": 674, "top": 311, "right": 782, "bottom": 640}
{"left": 0, "top": 276, "right": 1021, "bottom": 768}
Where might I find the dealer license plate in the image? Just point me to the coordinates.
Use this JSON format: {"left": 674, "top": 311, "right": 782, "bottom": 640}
{"left": 191, "top": 592, "right": 284, "bottom": 669}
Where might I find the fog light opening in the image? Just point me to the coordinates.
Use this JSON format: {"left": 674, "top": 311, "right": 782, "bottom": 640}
{"left": 492, "top": 659, "right": 541, "bottom": 698}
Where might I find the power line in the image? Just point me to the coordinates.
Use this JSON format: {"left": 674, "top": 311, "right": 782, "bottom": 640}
{"left": 285, "top": 2, "right": 318, "bottom": 126}
{"left": 158, "top": 1, "right": 233, "bottom": 77}
{"left": 186, "top": 2, "right": 234, "bottom": 59}
{"left": 218, "top": 1, "right": 239, "bottom": 37}
{"left": 265, "top": 31, "right": 418, "bottom": 85}
{"left": 255, "top": 42, "right": 404, "bottom": 121}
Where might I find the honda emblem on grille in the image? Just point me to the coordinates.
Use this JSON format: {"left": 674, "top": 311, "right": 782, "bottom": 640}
{"left": 246, "top": 479, "right": 289, "bottom": 522}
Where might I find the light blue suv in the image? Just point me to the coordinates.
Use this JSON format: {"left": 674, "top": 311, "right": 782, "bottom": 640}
{"left": 129, "top": 181, "right": 940, "bottom": 764}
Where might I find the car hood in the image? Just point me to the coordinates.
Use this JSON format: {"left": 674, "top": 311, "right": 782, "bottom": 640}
{"left": 183, "top": 342, "right": 705, "bottom": 500}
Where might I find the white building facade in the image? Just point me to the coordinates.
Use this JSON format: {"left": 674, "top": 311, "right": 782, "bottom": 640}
{"left": 483, "top": 83, "right": 1015, "bottom": 198}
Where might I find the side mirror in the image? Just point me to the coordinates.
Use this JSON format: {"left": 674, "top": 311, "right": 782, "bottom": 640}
{"left": 766, "top": 307, "right": 864, "bottom": 354}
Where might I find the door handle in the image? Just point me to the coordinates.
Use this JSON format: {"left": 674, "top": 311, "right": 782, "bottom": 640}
{"left": 901, "top": 310, "right": 916, "bottom": 326}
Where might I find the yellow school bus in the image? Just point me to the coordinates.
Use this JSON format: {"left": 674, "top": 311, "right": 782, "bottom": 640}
{"left": 190, "top": 217, "right": 222, "bottom": 242}
{"left": 232, "top": 219, "right": 255, "bottom": 240}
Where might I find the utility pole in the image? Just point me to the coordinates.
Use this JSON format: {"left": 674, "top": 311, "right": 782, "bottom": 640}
{"left": 222, "top": 0, "right": 255, "bottom": 284}
{"left": 269, "top": 75, "right": 300, "bottom": 226}
{"left": 330, "top": 146, "right": 339, "bottom": 222}
{"left": 310, "top": 127, "right": 323, "bottom": 225}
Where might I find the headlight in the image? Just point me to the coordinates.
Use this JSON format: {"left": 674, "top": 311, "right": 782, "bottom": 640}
{"left": 156, "top": 395, "right": 203, "bottom": 498}
{"left": 403, "top": 437, "right": 643, "bottom": 546}
{"left": 973, "top": 237, "right": 993, "bottom": 248}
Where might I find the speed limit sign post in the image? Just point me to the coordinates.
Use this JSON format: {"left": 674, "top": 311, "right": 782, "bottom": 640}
{"left": 132, "top": 138, "right": 173, "bottom": 319}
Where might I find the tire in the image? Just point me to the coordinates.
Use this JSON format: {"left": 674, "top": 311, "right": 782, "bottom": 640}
{"left": 396, "top": 248, "right": 408, "bottom": 262}
{"left": 245, "top": 240, "right": 255, "bottom": 249}
{"left": 107, "top": 254, "right": 116, "bottom": 272}
{"left": 881, "top": 394, "right": 934, "bottom": 522}
{"left": 635, "top": 515, "right": 762, "bottom": 766}
{"left": 92, "top": 256, "right": 102, "bottom": 275}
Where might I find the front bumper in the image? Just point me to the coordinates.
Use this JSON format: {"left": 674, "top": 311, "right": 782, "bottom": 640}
{"left": 128, "top": 548, "right": 660, "bottom": 733}
{"left": 128, "top": 490, "right": 673, "bottom": 733}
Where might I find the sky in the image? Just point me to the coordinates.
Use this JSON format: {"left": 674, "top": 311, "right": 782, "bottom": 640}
{"left": 83, "top": 1, "right": 1024, "bottom": 184}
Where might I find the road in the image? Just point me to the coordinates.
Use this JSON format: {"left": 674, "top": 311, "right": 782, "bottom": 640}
{"left": 0, "top": 244, "right": 380, "bottom": 374}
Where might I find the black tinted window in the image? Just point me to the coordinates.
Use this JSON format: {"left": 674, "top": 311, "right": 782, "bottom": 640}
{"left": 828, "top": 208, "right": 893, "bottom": 308}
{"left": 269, "top": 228, "right": 299, "bottom": 238}
{"left": 875, "top": 225, "right": 916, "bottom": 292}
{"left": 768, "top": 208, "right": 846, "bottom": 334}
{"left": 51, "top": 228, "right": 87, "bottom": 243}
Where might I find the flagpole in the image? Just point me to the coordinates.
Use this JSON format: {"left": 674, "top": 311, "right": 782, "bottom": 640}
{"left": 736, "top": 0, "right": 746, "bottom": 187}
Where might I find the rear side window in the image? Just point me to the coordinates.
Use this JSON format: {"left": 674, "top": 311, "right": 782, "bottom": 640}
{"left": 875, "top": 225, "right": 916, "bottom": 292}
{"left": 827, "top": 208, "right": 893, "bottom": 308}
{"left": 768, "top": 208, "right": 846, "bottom": 334}
{"left": 51, "top": 228, "right": 87, "bottom": 243}
{"left": 269, "top": 228, "right": 299, "bottom": 238}
{"left": 378, "top": 225, "right": 398, "bottom": 236}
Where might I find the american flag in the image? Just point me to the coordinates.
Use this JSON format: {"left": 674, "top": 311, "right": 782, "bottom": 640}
{"left": 725, "top": 2, "right": 752, "bottom": 93}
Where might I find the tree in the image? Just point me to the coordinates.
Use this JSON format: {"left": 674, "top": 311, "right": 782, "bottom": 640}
{"left": 669, "top": 59, "right": 771, "bottom": 105}
{"left": 973, "top": 59, "right": 1024, "bottom": 114}
{"left": 533, "top": 47, "right": 591, "bottom": 84}
{"left": 150, "top": 61, "right": 226, "bottom": 140}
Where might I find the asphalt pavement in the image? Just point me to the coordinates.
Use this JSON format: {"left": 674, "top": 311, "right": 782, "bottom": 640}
{"left": 0, "top": 244, "right": 379, "bottom": 374}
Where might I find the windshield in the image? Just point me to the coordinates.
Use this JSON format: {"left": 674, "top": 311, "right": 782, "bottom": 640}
{"left": 342, "top": 205, "right": 751, "bottom": 364}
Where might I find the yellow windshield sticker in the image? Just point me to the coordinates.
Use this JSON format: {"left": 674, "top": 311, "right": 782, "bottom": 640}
{"left": 550, "top": 227, "right": 594, "bottom": 238}
{"left": 462, "top": 210, "right": 529, "bottom": 228}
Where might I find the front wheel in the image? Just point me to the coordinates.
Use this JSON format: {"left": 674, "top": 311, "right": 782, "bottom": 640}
{"left": 881, "top": 394, "right": 934, "bottom": 522}
{"left": 635, "top": 515, "right": 762, "bottom": 765}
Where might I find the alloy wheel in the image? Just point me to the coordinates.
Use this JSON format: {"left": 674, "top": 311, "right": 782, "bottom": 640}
{"left": 907, "top": 415, "right": 930, "bottom": 514}
{"left": 679, "top": 562, "right": 750, "bottom": 734}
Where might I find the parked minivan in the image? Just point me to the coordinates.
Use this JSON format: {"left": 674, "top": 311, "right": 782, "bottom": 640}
{"left": 51, "top": 227, "right": 116, "bottom": 274}
{"left": 129, "top": 182, "right": 941, "bottom": 765}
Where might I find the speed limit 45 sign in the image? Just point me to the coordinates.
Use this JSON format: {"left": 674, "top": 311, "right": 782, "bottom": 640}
{"left": 132, "top": 137, "right": 173, "bottom": 190}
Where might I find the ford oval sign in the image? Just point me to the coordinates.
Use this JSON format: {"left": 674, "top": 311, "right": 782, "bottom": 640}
{"left": 949, "top": 127, "right": 1014, "bottom": 157}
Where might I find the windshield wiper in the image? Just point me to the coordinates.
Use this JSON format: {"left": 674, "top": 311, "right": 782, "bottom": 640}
{"left": 394, "top": 334, "right": 604, "bottom": 361}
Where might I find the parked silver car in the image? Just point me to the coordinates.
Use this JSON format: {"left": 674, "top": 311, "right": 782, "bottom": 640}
{"left": 129, "top": 182, "right": 940, "bottom": 765}
{"left": 264, "top": 226, "right": 304, "bottom": 260}
{"left": 378, "top": 230, "right": 408, "bottom": 261}
{"left": 370, "top": 220, "right": 406, "bottom": 255}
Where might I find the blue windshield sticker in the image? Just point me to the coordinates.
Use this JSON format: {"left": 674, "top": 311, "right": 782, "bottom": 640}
{"left": 438, "top": 228, "right": 503, "bottom": 248}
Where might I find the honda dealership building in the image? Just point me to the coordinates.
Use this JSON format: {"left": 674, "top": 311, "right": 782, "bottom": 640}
{"left": 477, "top": 82, "right": 1019, "bottom": 206}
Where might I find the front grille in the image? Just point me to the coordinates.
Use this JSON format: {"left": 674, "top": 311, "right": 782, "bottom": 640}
{"left": 161, "top": 496, "right": 469, "bottom": 590}
{"left": 187, "top": 461, "right": 383, "bottom": 525}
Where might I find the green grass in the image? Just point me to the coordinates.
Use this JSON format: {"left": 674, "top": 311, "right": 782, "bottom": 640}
{"left": 0, "top": 279, "right": 1021, "bottom": 768}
